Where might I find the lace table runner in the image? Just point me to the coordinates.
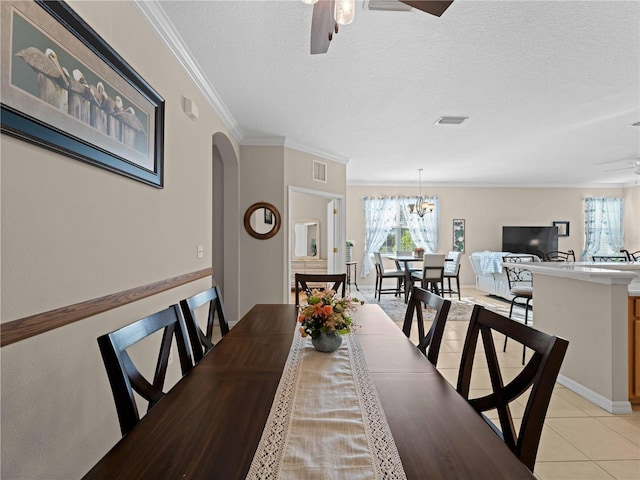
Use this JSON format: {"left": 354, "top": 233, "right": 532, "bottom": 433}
{"left": 247, "top": 330, "right": 407, "bottom": 480}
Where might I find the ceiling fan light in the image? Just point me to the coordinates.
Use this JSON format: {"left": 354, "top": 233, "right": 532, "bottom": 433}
{"left": 301, "top": 0, "right": 319, "bottom": 4}
{"left": 335, "top": 0, "right": 355, "bottom": 25}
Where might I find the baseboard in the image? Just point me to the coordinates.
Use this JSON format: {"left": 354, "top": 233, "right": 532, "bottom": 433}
{"left": 557, "top": 374, "right": 632, "bottom": 414}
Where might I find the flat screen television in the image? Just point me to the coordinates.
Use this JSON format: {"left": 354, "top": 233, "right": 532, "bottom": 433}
{"left": 502, "top": 226, "right": 558, "bottom": 256}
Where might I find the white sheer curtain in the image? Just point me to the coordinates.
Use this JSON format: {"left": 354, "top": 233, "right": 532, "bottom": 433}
{"left": 582, "top": 197, "right": 624, "bottom": 260}
{"left": 603, "top": 198, "right": 624, "bottom": 252}
{"left": 361, "top": 197, "right": 398, "bottom": 277}
{"left": 400, "top": 196, "right": 439, "bottom": 253}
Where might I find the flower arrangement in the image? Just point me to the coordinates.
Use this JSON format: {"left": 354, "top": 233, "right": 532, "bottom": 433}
{"left": 346, "top": 240, "right": 356, "bottom": 247}
{"left": 414, "top": 247, "right": 424, "bottom": 253}
{"left": 298, "top": 289, "right": 359, "bottom": 340}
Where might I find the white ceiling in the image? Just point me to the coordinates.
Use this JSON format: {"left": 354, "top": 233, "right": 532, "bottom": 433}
{"left": 150, "top": 0, "right": 640, "bottom": 187}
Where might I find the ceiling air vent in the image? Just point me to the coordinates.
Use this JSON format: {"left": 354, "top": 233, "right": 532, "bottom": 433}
{"left": 435, "top": 116, "right": 468, "bottom": 125}
{"left": 313, "top": 160, "right": 327, "bottom": 183}
{"left": 632, "top": 121, "right": 640, "bottom": 127}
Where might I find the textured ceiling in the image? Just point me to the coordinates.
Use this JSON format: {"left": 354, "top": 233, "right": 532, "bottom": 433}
{"left": 153, "top": 0, "right": 639, "bottom": 187}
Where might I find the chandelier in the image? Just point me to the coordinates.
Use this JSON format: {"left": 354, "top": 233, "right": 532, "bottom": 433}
{"left": 407, "top": 168, "right": 435, "bottom": 217}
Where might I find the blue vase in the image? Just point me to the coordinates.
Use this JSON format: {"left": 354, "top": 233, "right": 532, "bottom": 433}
{"left": 311, "top": 331, "right": 343, "bottom": 353}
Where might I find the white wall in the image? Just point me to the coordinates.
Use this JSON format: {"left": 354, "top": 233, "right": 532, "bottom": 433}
{"left": 1, "top": 1, "right": 238, "bottom": 477}
{"left": 346, "top": 185, "right": 635, "bottom": 286}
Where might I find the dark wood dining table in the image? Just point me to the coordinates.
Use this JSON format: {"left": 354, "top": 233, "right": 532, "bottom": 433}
{"left": 83, "top": 304, "right": 534, "bottom": 479}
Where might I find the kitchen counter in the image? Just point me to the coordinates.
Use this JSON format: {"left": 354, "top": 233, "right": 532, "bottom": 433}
{"left": 508, "top": 261, "right": 637, "bottom": 414}
{"left": 521, "top": 261, "right": 640, "bottom": 295}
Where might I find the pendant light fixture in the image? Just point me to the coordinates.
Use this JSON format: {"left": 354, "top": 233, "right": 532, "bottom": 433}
{"left": 334, "top": 0, "right": 355, "bottom": 25}
{"left": 407, "top": 168, "right": 435, "bottom": 217}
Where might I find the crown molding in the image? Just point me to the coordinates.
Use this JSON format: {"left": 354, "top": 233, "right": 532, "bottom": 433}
{"left": 283, "top": 140, "right": 350, "bottom": 165}
{"left": 241, "top": 136, "right": 286, "bottom": 146}
{"left": 241, "top": 137, "right": 350, "bottom": 165}
{"left": 133, "top": 0, "right": 243, "bottom": 142}
{"left": 347, "top": 179, "right": 635, "bottom": 188}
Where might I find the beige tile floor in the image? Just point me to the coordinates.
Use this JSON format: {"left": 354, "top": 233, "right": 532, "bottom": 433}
{"left": 425, "top": 286, "right": 640, "bottom": 480}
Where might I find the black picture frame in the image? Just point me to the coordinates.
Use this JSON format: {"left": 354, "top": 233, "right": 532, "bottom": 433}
{"left": 553, "top": 221, "right": 570, "bottom": 237}
{"left": 1, "top": 0, "right": 165, "bottom": 187}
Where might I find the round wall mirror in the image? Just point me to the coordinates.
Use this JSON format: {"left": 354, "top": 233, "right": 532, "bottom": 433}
{"left": 244, "top": 202, "right": 281, "bottom": 240}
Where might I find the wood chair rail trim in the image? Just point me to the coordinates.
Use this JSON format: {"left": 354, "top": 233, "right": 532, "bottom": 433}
{"left": 0, "top": 267, "right": 213, "bottom": 348}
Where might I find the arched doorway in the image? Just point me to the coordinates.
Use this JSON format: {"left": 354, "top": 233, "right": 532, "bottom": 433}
{"left": 212, "top": 132, "right": 240, "bottom": 322}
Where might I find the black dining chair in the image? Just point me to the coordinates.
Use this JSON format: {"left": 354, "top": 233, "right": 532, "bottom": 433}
{"left": 180, "top": 286, "right": 230, "bottom": 364}
{"left": 443, "top": 251, "right": 462, "bottom": 300}
{"left": 97, "top": 304, "right": 194, "bottom": 436}
{"left": 373, "top": 252, "right": 404, "bottom": 301}
{"left": 457, "top": 305, "right": 569, "bottom": 472}
{"left": 410, "top": 253, "right": 446, "bottom": 295}
{"left": 539, "top": 249, "right": 576, "bottom": 262}
{"left": 295, "top": 273, "right": 346, "bottom": 307}
{"left": 502, "top": 255, "right": 535, "bottom": 364}
{"left": 592, "top": 255, "right": 628, "bottom": 262}
{"left": 401, "top": 286, "right": 451, "bottom": 366}
{"left": 620, "top": 249, "right": 639, "bottom": 261}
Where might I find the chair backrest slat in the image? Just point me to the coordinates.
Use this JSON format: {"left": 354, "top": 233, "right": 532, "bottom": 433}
{"left": 180, "top": 286, "right": 229, "bottom": 363}
{"left": 401, "top": 286, "right": 451, "bottom": 365}
{"left": 295, "top": 273, "right": 346, "bottom": 307}
{"left": 456, "top": 305, "right": 568, "bottom": 471}
{"left": 502, "top": 255, "right": 535, "bottom": 289}
{"left": 592, "top": 255, "right": 628, "bottom": 262}
{"left": 420, "top": 254, "right": 446, "bottom": 282}
{"left": 97, "top": 304, "right": 193, "bottom": 436}
{"left": 620, "top": 249, "right": 639, "bottom": 261}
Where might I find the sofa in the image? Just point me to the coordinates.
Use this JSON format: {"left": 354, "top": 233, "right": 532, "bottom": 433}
{"left": 469, "top": 251, "right": 541, "bottom": 300}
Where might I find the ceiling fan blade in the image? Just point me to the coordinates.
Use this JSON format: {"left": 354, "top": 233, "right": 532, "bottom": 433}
{"left": 399, "top": 0, "right": 454, "bottom": 17}
{"left": 311, "top": 0, "right": 335, "bottom": 55}
{"left": 605, "top": 165, "right": 636, "bottom": 172}
{"left": 595, "top": 157, "right": 639, "bottom": 165}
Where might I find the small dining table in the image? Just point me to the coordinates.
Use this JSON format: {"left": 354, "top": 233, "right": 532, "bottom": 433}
{"left": 83, "top": 303, "right": 534, "bottom": 479}
{"left": 391, "top": 255, "right": 423, "bottom": 302}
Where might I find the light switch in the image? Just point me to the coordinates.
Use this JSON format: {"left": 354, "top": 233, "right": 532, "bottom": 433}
{"left": 197, "top": 245, "right": 204, "bottom": 258}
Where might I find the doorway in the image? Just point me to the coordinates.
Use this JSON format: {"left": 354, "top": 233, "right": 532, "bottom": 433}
{"left": 212, "top": 132, "right": 239, "bottom": 322}
{"left": 288, "top": 186, "right": 345, "bottom": 298}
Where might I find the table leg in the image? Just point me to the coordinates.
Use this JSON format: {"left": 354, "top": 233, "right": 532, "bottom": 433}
{"left": 403, "top": 262, "right": 412, "bottom": 303}
{"left": 353, "top": 264, "right": 359, "bottom": 291}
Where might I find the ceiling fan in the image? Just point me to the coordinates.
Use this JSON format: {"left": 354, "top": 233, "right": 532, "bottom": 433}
{"left": 605, "top": 160, "right": 640, "bottom": 176}
{"left": 306, "top": 0, "right": 454, "bottom": 54}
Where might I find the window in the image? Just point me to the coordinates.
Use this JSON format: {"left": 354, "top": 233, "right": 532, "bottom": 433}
{"left": 378, "top": 208, "right": 417, "bottom": 254}
{"left": 362, "top": 196, "right": 439, "bottom": 279}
